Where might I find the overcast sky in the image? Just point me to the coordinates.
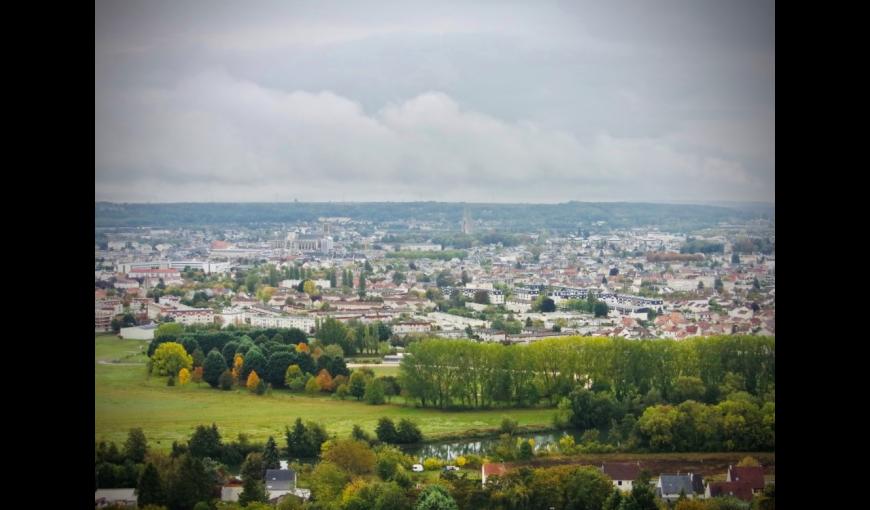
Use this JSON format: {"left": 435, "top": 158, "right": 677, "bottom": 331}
{"left": 95, "top": 0, "right": 774, "bottom": 204}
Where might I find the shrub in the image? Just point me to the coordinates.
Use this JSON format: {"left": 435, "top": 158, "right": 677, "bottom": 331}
{"left": 219, "top": 370, "right": 233, "bottom": 391}
{"left": 423, "top": 457, "right": 444, "bottom": 471}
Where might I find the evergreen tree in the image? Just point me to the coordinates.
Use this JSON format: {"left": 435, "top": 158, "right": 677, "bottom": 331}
{"left": 415, "top": 485, "right": 459, "bottom": 510}
{"left": 263, "top": 436, "right": 280, "bottom": 471}
{"left": 620, "top": 474, "right": 658, "bottom": 510}
{"left": 359, "top": 272, "right": 367, "bottom": 298}
{"left": 188, "top": 423, "right": 222, "bottom": 459}
{"left": 124, "top": 428, "right": 148, "bottom": 463}
{"left": 136, "top": 463, "right": 165, "bottom": 507}
{"left": 203, "top": 349, "right": 227, "bottom": 388}
{"left": 166, "top": 454, "right": 213, "bottom": 510}
{"left": 241, "top": 452, "right": 265, "bottom": 481}
{"left": 602, "top": 489, "right": 622, "bottom": 510}
{"left": 239, "top": 476, "right": 267, "bottom": 506}
{"left": 376, "top": 417, "right": 398, "bottom": 443}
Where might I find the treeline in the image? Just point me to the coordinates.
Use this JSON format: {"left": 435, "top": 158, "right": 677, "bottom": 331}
{"left": 147, "top": 324, "right": 309, "bottom": 358}
{"left": 386, "top": 249, "right": 467, "bottom": 260}
{"left": 95, "top": 201, "right": 768, "bottom": 231}
{"left": 636, "top": 397, "right": 775, "bottom": 452}
{"left": 732, "top": 236, "right": 775, "bottom": 255}
{"left": 646, "top": 252, "right": 705, "bottom": 262}
{"left": 148, "top": 325, "right": 349, "bottom": 391}
{"left": 680, "top": 239, "right": 725, "bottom": 254}
{"left": 97, "top": 423, "right": 773, "bottom": 510}
{"left": 400, "top": 336, "right": 774, "bottom": 410}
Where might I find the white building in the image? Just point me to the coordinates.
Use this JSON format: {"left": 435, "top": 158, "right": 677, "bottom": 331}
{"left": 505, "top": 300, "right": 532, "bottom": 313}
{"left": 392, "top": 321, "right": 432, "bottom": 334}
{"left": 128, "top": 267, "right": 182, "bottom": 280}
{"left": 220, "top": 308, "right": 246, "bottom": 327}
{"left": 246, "top": 313, "right": 316, "bottom": 332}
{"left": 167, "top": 308, "right": 215, "bottom": 325}
{"left": 479, "top": 329, "right": 507, "bottom": 342}
{"left": 119, "top": 323, "right": 157, "bottom": 340}
{"left": 400, "top": 243, "right": 442, "bottom": 251}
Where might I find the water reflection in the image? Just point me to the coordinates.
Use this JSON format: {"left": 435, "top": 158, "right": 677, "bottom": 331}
{"left": 399, "top": 429, "right": 584, "bottom": 461}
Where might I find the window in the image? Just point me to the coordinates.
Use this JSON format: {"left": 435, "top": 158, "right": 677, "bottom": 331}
{"left": 618, "top": 481, "right": 622, "bottom": 486}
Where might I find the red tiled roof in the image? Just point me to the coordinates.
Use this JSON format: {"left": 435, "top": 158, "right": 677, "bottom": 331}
{"left": 602, "top": 462, "right": 641, "bottom": 481}
{"left": 708, "top": 481, "right": 754, "bottom": 502}
{"left": 729, "top": 466, "right": 764, "bottom": 490}
{"left": 482, "top": 463, "right": 508, "bottom": 478}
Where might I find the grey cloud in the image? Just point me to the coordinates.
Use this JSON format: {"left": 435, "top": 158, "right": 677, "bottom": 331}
{"left": 95, "top": 1, "right": 774, "bottom": 204}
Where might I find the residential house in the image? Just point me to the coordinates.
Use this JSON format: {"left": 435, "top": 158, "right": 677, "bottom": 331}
{"left": 95, "top": 309, "right": 113, "bottom": 332}
{"left": 265, "top": 468, "right": 297, "bottom": 491}
{"left": 221, "top": 482, "right": 243, "bottom": 502}
{"left": 726, "top": 465, "right": 765, "bottom": 495}
{"left": 95, "top": 488, "right": 137, "bottom": 508}
{"left": 705, "top": 481, "right": 754, "bottom": 502}
{"left": 481, "top": 463, "right": 508, "bottom": 485}
{"left": 656, "top": 473, "right": 703, "bottom": 502}
{"left": 601, "top": 462, "right": 641, "bottom": 492}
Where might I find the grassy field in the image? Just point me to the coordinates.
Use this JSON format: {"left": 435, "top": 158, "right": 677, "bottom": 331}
{"left": 95, "top": 335, "right": 556, "bottom": 450}
{"left": 353, "top": 365, "right": 401, "bottom": 377}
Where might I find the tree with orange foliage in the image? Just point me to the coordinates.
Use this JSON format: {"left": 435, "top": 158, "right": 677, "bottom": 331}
{"left": 192, "top": 366, "right": 204, "bottom": 385}
{"left": 246, "top": 370, "right": 261, "bottom": 392}
{"left": 178, "top": 367, "right": 191, "bottom": 385}
{"left": 316, "top": 369, "right": 334, "bottom": 392}
{"left": 232, "top": 354, "right": 244, "bottom": 385}
{"left": 296, "top": 342, "right": 310, "bottom": 353}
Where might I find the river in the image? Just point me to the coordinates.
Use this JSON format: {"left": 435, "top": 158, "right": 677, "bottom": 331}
{"left": 398, "top": 429, "right": 585, "bottom": 461}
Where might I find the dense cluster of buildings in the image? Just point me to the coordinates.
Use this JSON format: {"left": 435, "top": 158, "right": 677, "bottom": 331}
{"left": 96, "top": 219, "right": 774, "bottom": 343}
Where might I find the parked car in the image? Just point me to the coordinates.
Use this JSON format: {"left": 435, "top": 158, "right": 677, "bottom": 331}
{"left": 412, "top": 464, "right": 424, "bottom": 472}
{"left": 443, "top": 465, "right": 460, "bottom": 471}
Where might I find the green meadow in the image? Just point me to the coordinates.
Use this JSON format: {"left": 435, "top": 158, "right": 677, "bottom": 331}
{"left": 95, "top": 335, "right": 556, "bottom": 450}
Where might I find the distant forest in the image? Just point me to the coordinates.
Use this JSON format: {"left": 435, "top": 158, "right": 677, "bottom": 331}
{"left": 95, "top": 201, "right": 773, "bottom": 232}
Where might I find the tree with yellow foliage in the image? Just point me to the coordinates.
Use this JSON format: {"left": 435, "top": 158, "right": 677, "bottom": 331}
{"left": 257, "top": 286, "right": 277, "bottom": 303}
{"left": 737, "top": 456, "right": 761, "bottom": 467}
{"left": 151, "top": 342, "right": 193, "bottom": 376}
{"left": 178, "top": 367, "right": 191, "bottom": 385}
{"left": 303, "top": 280, "right": 317, "bottom": 296}
{"left": 247, "top": 370, "right": 261, "bottom": 392}
{"left": 232, "top": 354, "right": 244, "bottom": 385}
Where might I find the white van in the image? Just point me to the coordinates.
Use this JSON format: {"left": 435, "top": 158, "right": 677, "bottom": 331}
{"left": 411, "top": 464, "right": 424, "bottom": 472}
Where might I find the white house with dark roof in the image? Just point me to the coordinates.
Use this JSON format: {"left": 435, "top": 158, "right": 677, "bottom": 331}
{"left": 601, "top": 462, "right": 641, "bottom": 492}
{"left": 656, "top": 473, "right": 703, "bottom": 502}
{"left": 266, "top": 468, "right": 296, "bottom": 491}
{"left": 95, "top": 488, "right": 136, "bottom": 508}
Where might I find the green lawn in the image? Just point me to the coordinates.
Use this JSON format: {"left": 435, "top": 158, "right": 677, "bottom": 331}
{"left": 95, "top": 335, "right": 556, "bottom": 450}
{"left": 360, "top": 365, "right": 401, "bottom": 377}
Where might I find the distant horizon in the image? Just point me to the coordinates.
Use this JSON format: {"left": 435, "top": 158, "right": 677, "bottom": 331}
{"left": 95, "top": 199, "right": 774, "bottom": 207}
